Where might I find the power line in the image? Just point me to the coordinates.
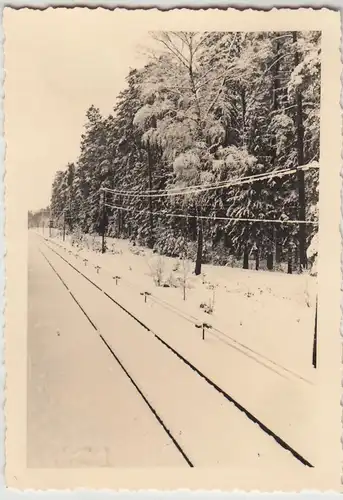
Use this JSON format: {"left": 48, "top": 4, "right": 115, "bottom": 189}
{"left": 101, "top": 163, "right": 318, "bottom": 199}
{"left": 104, "top": 203, "right": 318, "bottom": 226}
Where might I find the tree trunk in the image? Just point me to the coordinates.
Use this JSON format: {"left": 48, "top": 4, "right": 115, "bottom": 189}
{"left": 266, "top": 38, "right": 280, "bottom": 273}
{"left": 267, "top": 227, "right": 274, "bottom": 271}
{"left": 255, "top": 249, "right": 260, "bottom": 271}
{"left": 295, "top": 244, "right": 300, "bottom": 273}
{"left": 101, "top": 191, "right": 106, "bottom": 254}
{"left": 194, "top": 217, "right": 203, "bottom": 275}
{"left": 275, "top": 229, "right": 282, "bottom": 264}
{"left": 118, "top": 194, "right": 123, "bottom": 236}
{"left": 189, "top": 206, "right": 197, "bottom": 241}
{"left": 293, "top": 31, "right": 307, "bottom": 271}
{"left": 243, "top": 249, "right": 249, "bottom": 269}
{"left": 267, "top": 253, "right": 273, "bottom": 271}
{"left": 297, "top": 173, "right": 306, "bottom": 271}
{"left": 117, "top": 200, "right": 120, "bottom": 237}
{"left": 287, "top": 247, "right": 292, "bottom": 274}
{"left": 181, "top": 214, "right": 187, "bottom": 239}
{"left": 224, "top": 232, "right": 230, "bottom": 248}
{"left": 241, "top": 89, "right": 246, "bottom": 148}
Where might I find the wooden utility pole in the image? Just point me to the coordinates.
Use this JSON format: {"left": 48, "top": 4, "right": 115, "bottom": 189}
{"left": 293, "top": 31, "right": 307, "bottom": 271}
{"left": 118, "top": 194, "right": 122, "bottom": 237}
{"left": 268, "top": 36, "right": 282, "bottom": 272}
{"left": 312, "top": 295, "right": 318, "bottom": 369}
{"left": 49, "top": 206, "right": 52, "bottom": 238}
{"left": 287, "top": 247, "right": 292, "bottom": 274}
{"left": 194, "top": 221, "right": 203, "bottom": 275}
{"left": 101, "top": 190, "right": 106, "bottom": 254}
{"left": 62, "top": 212, "right": 66, "bottom": 242}
{"left": 194, "top": 205, "right": 203, "bottom": 276}
{"left": 147, "top": 144, "right": 154, "bottom": 249}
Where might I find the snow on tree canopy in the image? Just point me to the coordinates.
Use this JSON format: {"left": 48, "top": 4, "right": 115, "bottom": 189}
{"left": 173, "top": 151, "right": 201, "bottom": 182}
{"left": 212, "top": 159, "right": 225, "bottom": 172}
{"left": 133, "top": 104, "right": 155, "bottom": 129}
{"left": 218, "top": 146, "right": 257, "bottom": 172}
{"left": 140, "top": 81, "right": 165, "bottom": 103}
{"left": 142, "top": 129, "right": 160, "bottom": 148}
{"left": 49, "top": 30, "right": 320, "bottom": 274}
{"left": 288, "top": 49, "right": 320, "bottom": 97}
{"left": 159, "top": 119, "right": 196, "bottom": 154}
{"left": 207, "top": 123, "right": 226, "bottom": 145}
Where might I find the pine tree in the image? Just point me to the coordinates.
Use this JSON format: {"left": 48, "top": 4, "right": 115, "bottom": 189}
{"left": 48, "top": 31, "right": 320, "bottom": 273}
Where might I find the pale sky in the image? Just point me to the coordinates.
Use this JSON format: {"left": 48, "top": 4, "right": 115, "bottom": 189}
{"left": 3, "top": 8, "right": 155, "bottom": 211}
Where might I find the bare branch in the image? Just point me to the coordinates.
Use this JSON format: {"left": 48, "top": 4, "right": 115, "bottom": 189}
{"left": 164, "top": 32, "right": 191, "bottom": 66}
{"left": 204, "top": 33, "right": 239, "bottom": 118}
{"left": 196, "top": 32, "right": 211, "bottom": 51}
{"left": 196, "top": 63, "right": 238, "bottom": 91}
{"left": 150, "top": 32, "right": 189, "bottom": 69}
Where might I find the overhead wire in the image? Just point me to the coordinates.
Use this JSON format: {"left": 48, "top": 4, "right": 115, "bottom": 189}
{"left": 104, "top": 203, "right": 318, "bottom": 225}
{"left": 100, "top": 163, "right": 318, "bottom": 198}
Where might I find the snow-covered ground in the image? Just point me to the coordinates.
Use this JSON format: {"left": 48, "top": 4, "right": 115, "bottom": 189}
{"left": 40, "top": 229, "right": 319, "bottom": 465}
{"left": 48, "top": 229, "right": 317, "bottom": 378}
{"left": 39, "top": 236, "right": 312, "bottom": 470}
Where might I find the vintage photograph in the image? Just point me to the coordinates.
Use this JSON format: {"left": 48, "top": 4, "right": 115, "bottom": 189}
{"left": 3, "top": 7, "right": 342, "bottom": 491}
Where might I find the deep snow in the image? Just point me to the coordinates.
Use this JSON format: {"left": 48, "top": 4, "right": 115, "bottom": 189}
{"left": 48, "top": 228, "right": 317, "bottom": 378}
{"left": 41, "top": 229, "right": 319, "bottom": 465}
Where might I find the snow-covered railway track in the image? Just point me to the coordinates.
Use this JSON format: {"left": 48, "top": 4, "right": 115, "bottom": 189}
{"left": 39, "top": 237, "right": 313, "bottom": 469}
{"left": 39, "top": 246, "right": 194, "bottom": 467}
{"left": 45, "top": 236, "right": 312, "bottom": 387}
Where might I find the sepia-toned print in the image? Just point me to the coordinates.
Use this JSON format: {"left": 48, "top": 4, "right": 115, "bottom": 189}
{"left": 3, "top": 7, "right": 342, "bottom": 492}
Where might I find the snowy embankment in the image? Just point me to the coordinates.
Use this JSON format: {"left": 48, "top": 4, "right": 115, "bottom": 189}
{"left": 41, "top": 240, "right": 310, "bottom": 470}
{"left": 43, "top": 230, "right": 319, "bottom": 465}
{"left": 49, "top": 230, "right": 317, "bottom": 376}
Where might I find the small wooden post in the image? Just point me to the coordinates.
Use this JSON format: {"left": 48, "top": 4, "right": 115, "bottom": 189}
{"left": 140, "top": 291, "right": 151, "bottom": 303}
{"left": 312, "top": 295, "right": 318, "bottom": 369}
{"left": 195, "top": 322, "right": 212, "bottom": 340}
{"left": 63, "top": 212, "right": 66, "bottom": 242}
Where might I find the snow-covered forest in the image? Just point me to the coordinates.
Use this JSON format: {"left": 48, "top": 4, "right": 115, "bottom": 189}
{"left": 28, "top": 207, "right": 50, "bottom": 229}
{"left": 48, "top": 31, "right": 320, "bottom": 276}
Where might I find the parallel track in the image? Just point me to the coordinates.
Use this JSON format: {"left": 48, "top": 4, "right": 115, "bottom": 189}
{"left": 39, "top": 247, "right": 194, "bottom": 468}
{"left": 48, "top": 237, "right": 313, "bottom": 386}
{"left": 40, "top": 237, "right": 314, "bottom": 469}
